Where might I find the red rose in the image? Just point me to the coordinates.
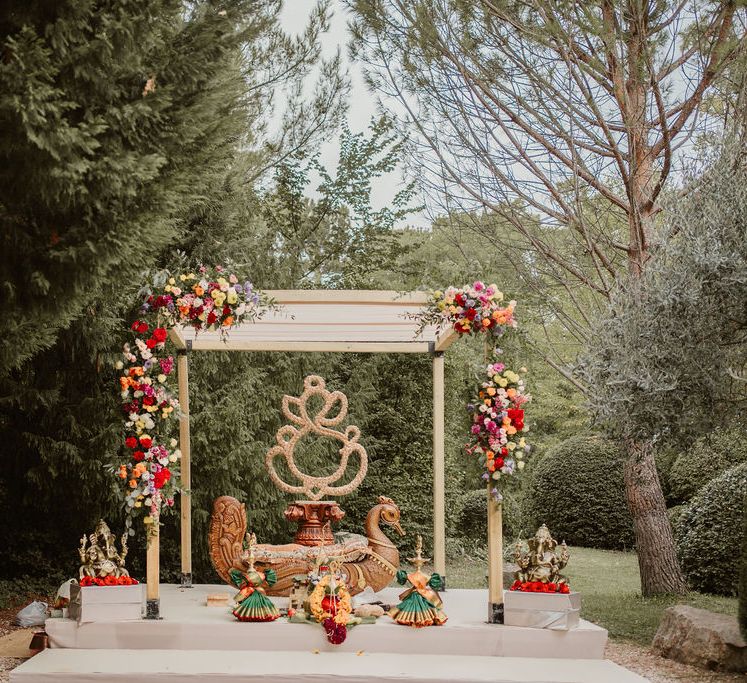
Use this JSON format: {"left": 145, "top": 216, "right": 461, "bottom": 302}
{"left": 455, "top": 294, "right": 465, "bottom": 307}
{"left": 146, "top": 338, "right": 156, "bottom": 349}
{"left": 130, "top": 320, "right": 141, "bottom": 331}
{"left": 142, "top": 396, "right": 155, "bottom": 406}
{"left": 152, "top": 328, "right": 167, "bottom": 343}
{"left": 139, "top": 436, "right": 152, "bottom": 448}
{"left": 153, "top": 468, "right": 171, "bottom": 489}
{"left": 207, "top": 311, "right": 217, "bottom": 325}
{"left": 125, "top": 437, "right": 138, "bottom": 449}
{"left": 465, "top": 308, "right": 477, "bottom": 320}
{"left": 137, "top": 322, "right": 149, "bottom": 334}
{"left": 222, "top": 305, "right": 231, "bottom": 316}
{"left": 507, "top": 408, "right": 524, "bottom": 430}
{"left": 560, "top": 583, "right": 570, "bottom": 594}
{"left": 133, "top": 450, "right": 145, "bottom": 462}
{"left": 495, "top": 457, "right": 504, "bottom": 469}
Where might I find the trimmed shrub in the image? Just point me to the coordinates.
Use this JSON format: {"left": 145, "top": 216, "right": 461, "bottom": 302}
{"left": 675, "top": 463, "right": 747, "bottom": 595}
{"left": 668, "top": 427, "right": 747, "bottom": 504}
{"left": 455, "top": 486, "right": 523, "bottom": 544}
{"left": 667, "top": 504, "right": 688, "bottom": 536}
{"left": 521, "top": 434, "right": 635, "bottom": 550}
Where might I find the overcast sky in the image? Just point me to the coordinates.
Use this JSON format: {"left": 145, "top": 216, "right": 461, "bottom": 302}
{"left": 279, "top": 1, "right": 430, "bottom": 228}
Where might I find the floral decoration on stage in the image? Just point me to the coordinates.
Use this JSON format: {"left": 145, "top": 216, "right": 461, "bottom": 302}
{"left": 410, "top": 281, "right": 530, "bottom": 497}
{"left": 410, "top": 281, "right": 516, "bottom": 337}
{"left": 308, "top": 562, "right": 353, "bottom": 644}
{"left": 467, "top": 357, "right": 531, "bottom": 494}
{"left": 79, "top": 576, "right": 139, "bottom": 587}
{"left": 115, "top": 265, "right": 275, "bottom": 531}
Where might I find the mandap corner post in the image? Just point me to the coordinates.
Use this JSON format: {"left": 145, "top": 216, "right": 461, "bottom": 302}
{"left": 432, "top": 349, "right": 446, "bottom": 582}
{"left": 487, "top": 485, "right": 504, "bottom": 623}
{"left": 177, "top": 348, "right": 192, "bottom": 588}
{"left": 145, "top": 524, "right": 161, "bottom": 619}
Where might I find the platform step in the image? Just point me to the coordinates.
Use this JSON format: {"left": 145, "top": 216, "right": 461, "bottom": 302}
{"left": 11, "top": 649, "right": 648, "bottom": 683}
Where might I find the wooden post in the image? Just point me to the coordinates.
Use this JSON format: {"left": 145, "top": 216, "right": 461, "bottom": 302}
{"left": 145, "top": 525, "right": 160, "bottom": 619}
{"left": 487, "top": 486, "right": 504, "bottom": 623}
{"left": 432, "top": 351, "right": 446, "bottom": 579}
{"left": 177, "top": 350, "right": 192, "bottom": 587}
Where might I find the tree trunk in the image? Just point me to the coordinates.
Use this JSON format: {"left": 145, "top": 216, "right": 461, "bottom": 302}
{"left": 624, "top": 438, "right": 688, "bottom": 596}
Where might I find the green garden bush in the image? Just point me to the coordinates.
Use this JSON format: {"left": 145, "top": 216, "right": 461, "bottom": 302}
{"left": 675, "top": 462, "right": 747, "bottom": 595}
{"left": 740, "top": 491, "right": 747, "bottom": 639}
{"left": 455, "top": 486, "right": 523, "bottom": 545}
{"left": 668, "top": 427, "right": 747, "bottom": 504}
{"left": 521, "top": 434, "right": 635, "bottom": 550}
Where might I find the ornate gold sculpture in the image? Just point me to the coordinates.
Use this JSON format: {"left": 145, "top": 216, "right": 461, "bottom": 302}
{"left": 513, "top": 524, "right": 570, "bottom": 586}
{"left": 265, "top": 375, "right": 367, "bottom": 501}
{"left": 209, "top": 374, "right": 404, "bottom": 596}
{"left": 78, "top": 520, "right": 129, "bottom": 579}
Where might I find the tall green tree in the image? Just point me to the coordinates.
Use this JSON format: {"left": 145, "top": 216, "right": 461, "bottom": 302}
{"left": 349, "top": 0, "right": 746, "bottom": 595}
{"left": 0, "top": 0, "right": 345, "bottom": 578}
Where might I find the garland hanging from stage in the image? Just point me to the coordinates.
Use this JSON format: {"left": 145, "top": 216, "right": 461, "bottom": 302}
{"left": 115, "top": 266, "right": 274, "bottom": 530}
{"left": 411, "top": 281, "right": 531, "bottom": 497}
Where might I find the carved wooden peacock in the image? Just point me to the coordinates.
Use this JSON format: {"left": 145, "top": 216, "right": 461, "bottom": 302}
{"left": 208, "top": 375, "right": 405, "bottom": 596}
{"left": 209, "top": 494, "right": 404, "bottom": 596}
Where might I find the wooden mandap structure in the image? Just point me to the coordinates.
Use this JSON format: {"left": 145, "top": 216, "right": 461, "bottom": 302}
{"left": 146, "top": 290, "right": 503, "bottom": 621}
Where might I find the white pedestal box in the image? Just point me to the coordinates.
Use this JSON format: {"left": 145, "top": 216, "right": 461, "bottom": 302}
{"left": 504, "top": 590, "right": 581, "bottom": 630}
{"left": 67, "top": 583, "right": 143, "bottom": 623}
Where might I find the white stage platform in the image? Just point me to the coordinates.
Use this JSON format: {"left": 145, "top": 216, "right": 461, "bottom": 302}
{"left": 44, "top": 584, "right": 608, "bottom": 660}
{"left": 11, "top": 649, "right": 648, "bottom": 683}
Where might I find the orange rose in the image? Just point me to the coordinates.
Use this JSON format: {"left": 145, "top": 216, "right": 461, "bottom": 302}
{"left": 193, "top": 285, "right": 204, "bottom": 296}
{"left": 222, "top": 316, "right": 234, "bottom": 327}
{"left": 128, "top": 479, "right": 137, "bottom": 488}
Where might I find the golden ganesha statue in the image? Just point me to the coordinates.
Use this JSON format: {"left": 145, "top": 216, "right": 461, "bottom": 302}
{"left": 209, "top": 375, "right": 404, "bottom": 596}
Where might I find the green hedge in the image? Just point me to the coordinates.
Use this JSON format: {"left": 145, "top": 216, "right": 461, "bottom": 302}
{"left": 668, "top": 427, "right": 747, "bottom": 504}
{"left": 675, "top": 462, "right": 747, "bottom": 595}
{"left": 521, "top": 434, "right": 635, "bottom": 550}
{"left": 455, "top": 487, "right": 523, "bottom": 544}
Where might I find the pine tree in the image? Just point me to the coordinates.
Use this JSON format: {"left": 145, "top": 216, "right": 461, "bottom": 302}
{"left": 0, "top": 0, "right": 344, "bottom": 577}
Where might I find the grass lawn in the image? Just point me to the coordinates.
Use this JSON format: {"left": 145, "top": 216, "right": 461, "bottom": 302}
{"left": 446, "top": 546, "right": 739, "bottom": 645}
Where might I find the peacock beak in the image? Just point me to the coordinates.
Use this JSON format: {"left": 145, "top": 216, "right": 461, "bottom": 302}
{"left": 391, "top": 521, "right": 405, "bottom": 536}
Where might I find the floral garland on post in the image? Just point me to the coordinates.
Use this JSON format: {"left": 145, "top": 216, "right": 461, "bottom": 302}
{"left": 411, "top": 281, "right": 531, "bottom": 499}
{"left": 116, "top": 266, "right": 275, "bottom": 532}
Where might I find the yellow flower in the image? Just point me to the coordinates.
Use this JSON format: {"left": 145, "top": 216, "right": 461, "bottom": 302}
{"left": 179, "top": 274, "right": 187, "bottom": 282}
{"left": 226, "top": 289, "right": 238, "bottom": 305}
{"left": 168, "top": 277, "right": 175, "bottom": 285}
{"left": 143, "top": 516, "right": 153, "bottom": 524}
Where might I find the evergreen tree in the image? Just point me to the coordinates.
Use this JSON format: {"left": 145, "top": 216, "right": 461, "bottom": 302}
{"left": 0, "top": 0, "right": 344, "bottom": 578}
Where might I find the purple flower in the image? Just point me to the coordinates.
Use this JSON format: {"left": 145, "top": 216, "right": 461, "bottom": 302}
{"left": 481, "top": 472, "right": 490, "bottom": 481}
{"left": 243, "top": 281, "right": 253, "bottom": 294}
{"left": 234, "top": 284, "right": 242, "bottom": 293}
{"left": 466, "top": 403, "right": 475, "bottom": 412}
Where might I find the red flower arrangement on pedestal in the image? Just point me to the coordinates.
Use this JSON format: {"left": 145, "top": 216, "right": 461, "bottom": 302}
{"left": 79, "top": 576, "right": 139, "bottom": 587}
{"left": 509, "top": 580, "right": 570, "bottom": 594}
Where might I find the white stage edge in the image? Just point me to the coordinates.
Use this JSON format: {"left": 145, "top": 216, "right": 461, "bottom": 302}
{"left": 45, "top": 584, "right": 608, "bottom": 660}
{"left": 11, "top": 649, "right": 648, "bottom": 683}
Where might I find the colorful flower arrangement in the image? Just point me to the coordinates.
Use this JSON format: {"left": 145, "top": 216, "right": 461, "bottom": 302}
{"left": 410, "top": 281, "right": 530, "bottom": 496}
{"left": 467, "top": 357, "right": 531, "bottom": 496}
{"left": 116, "top": 266, "right": 274, "bottom": 530}
{"left": 509, "top": 580, "right": 570, "bottom": 594}
{"left": 308, "top": 572, "right": 353, "bottom": 645}
{"left": 410, "top": 281, "right": 516, "bottom": 337}
{"left": 79, "top": 576, "right": 139, "bottom": 587}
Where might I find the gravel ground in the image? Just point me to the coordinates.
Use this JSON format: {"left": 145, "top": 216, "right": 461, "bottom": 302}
{"left": 606, "top": 641, "right": 745, "bottom": 682}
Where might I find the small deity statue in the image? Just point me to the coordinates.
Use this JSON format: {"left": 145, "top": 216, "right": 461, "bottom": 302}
{"left": 513, "top": 524, "right": 570, "bottom": 587}
{"left": 78, "top": 520, "right": 130, "bottom": 579}
{"left": 229, "top": 533, "right": 280, "bottom": 622}
{"left": 388, "top": 535, "right": 447, "bottom": 627}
